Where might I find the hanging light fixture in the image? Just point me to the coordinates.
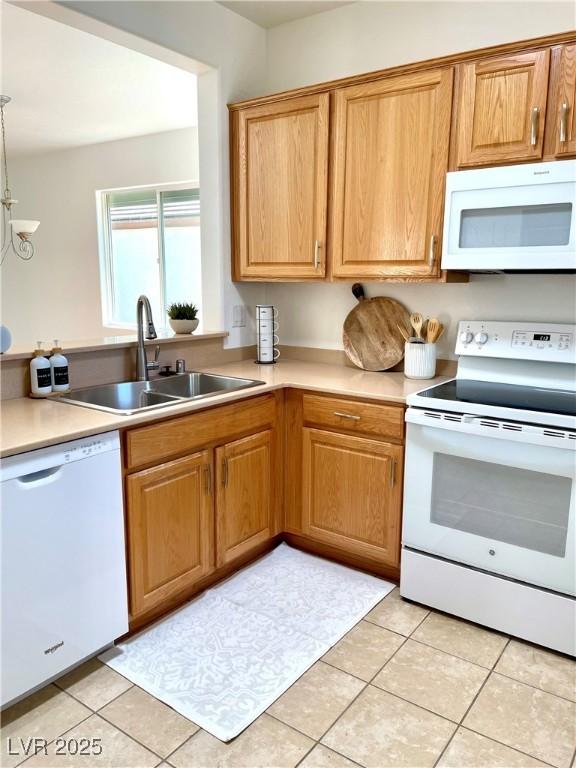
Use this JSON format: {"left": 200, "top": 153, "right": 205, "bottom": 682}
{"left": 1, "top": 95, "right": 40, "bottom": 264}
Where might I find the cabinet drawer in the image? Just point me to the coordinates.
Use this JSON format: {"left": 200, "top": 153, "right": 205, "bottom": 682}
{"left": 126, "top": 395, "right": 275, "bottom": 470}
{"left": 302, "top": 394, "right": 404, "bottom": 441}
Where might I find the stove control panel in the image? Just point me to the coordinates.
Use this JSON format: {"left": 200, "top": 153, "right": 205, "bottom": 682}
{"left": 455, "top": 321, "right": 576, "bottom": 363}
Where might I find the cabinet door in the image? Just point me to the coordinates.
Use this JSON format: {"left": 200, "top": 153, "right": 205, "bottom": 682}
{"left": 455, "top": 50, "right": 550, "bottom": 167}
{"left": 216, "top": 430, "right": 273, "bottom": 566}
{"left": 231, "top": 94, "right": 329, "bottom": 280}
{"left": 302, "top": 428, "right": 403, "bottom": 566}
{"left": 127, "top": 451, "right": 213, "bottom": 617}
{"left": 330, "top": 69, "right": 453, "bottom": 279}
{"left": 550, "top": 44, "right": 576, "bottom": 157}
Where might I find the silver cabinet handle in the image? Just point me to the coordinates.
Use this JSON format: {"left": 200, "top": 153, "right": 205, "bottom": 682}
{"left": 530, "top": 106, "right": 540, "bottom": 146}
{"left": 204, "top": 464, "right": 212, "bottom": 495}
{"left": 333, "top": 411, "right": 361, "bottom": 421}
{"left": 222, "top": 457, "right": 229, "bottom": 488}
{"left": 314, "top": 240, "right": 321, "bottom": 269}
{"left": 428, "top": 235, "right": 436, "bottom": 268}
{"left": 389, "top": 458, "right": 396, "bottom": 488}
{"left": 560, "top": 101, "right": 569, "bottom": 143}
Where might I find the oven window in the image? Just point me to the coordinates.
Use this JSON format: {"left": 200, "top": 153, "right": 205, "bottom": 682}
{"left": 459, "top": 203, "right": 572, "bottom": 248}
{"left": 431, "top": 454, "right": 572, "bottom": 557}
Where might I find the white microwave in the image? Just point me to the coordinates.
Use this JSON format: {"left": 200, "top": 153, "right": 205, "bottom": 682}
{"left": 442, "top": 160, "right": 576, "bottom": 272}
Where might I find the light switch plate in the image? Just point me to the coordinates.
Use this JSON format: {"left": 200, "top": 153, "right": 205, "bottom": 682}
{"left": 232, "top": 305, "right": 247, "bottom": 327}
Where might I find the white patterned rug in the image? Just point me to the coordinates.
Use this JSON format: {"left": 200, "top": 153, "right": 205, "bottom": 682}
{"left": 100, "top": 544, "right": 394, "bottom": 741}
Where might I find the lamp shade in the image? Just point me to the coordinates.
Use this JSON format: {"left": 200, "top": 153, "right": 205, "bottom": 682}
{"left": 9, "top": 220, "right": 40, "bottom": 235}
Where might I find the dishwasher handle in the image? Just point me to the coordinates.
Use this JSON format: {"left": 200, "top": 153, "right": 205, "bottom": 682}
{"left": 15, "top": 466, "right": 63, "bottom": 485}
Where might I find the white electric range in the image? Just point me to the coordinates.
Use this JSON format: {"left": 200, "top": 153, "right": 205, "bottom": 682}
{"left": 401, "top": 321, "right": 576, "bottom": 656}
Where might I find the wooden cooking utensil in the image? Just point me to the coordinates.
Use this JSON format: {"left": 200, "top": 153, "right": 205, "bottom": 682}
{"left": 427, "top": 318, "right": 440, "bottom": 343}
{"left": 343, "top": 284, "right": 410, "bottom": 371}
{"left": 410, "top": 312, "right": 424, "bottom": 339}
{"left": 396, "top": 323, "right": 410, "bottom": 342}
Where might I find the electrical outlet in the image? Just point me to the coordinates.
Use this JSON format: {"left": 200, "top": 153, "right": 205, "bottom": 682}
{"left": 232, "top": 305, "right": 247, "bottom": 328}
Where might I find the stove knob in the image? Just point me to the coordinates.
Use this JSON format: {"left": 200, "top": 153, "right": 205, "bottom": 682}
{"left": 459, "top": 331, "right": 473, "bottom": 344}
{"left": 474, "top": 332, "right": 489, "bottom": 345}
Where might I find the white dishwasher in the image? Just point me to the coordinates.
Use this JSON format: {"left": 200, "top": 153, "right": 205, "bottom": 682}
{"left": 1, "top": 431, "right": 128, "bottom": 707}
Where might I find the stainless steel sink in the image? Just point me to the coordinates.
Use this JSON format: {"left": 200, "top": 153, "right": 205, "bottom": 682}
{"left": 58, "top": 372, "right": 265, "bottom": 415}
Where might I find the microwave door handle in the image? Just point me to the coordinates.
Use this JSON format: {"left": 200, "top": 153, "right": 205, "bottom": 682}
{"left": 530, "top": 106, "right": 540, "bottom": 146}
{"left": 560, "top": 101, "right": 569, "bottom": 143}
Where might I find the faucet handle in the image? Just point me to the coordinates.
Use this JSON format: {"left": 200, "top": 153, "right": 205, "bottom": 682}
{"left": 146, "top": 345, "right": 161, "bottom": 371}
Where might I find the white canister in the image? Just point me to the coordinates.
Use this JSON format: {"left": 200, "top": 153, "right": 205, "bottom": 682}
{"left": 256, "top": 305, "right": 280, "bottom": 364}
{"left": 404, "top": 342, "right": 437, "bottom": 379}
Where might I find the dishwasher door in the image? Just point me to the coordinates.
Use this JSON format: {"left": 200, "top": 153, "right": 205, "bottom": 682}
{"left": 1, "top": 432, "right": 128, "bottom": 707}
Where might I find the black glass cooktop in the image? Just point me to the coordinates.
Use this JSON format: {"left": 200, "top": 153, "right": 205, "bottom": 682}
{"left": 418, "top": 379, "right": 576, "bottom": 417}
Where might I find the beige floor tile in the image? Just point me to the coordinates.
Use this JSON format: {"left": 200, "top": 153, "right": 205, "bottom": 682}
{"left": 364, "top": 588, "right": 429, "bottom": 636}
{"left": 299, "top": 744, "right": 359, "bottom": 767}
{"left": 464, "top": 673, "right": 576, "bottom": 768}
{"left": 372, "top": 639, "right": 488, "bottom": 722}
{"left": 322, "top": 621, "right": 405, "bottom": 682}
{"left": 412, "top": 612, "right": 508, "bottom": 668}
{"left": 495, "top": 640, "right": 576, "bottom": 701}
{"left": 267, "top": 661, "right": 365, "bottom": 739}
{"left": 99, "top": 686, "right": 198, "bottom": 758}
{"left": 169, "top": 714, "right": 314, "bottom": 768}
{"left": 21, "top": 714, "right": 160, "bottom": 767}
{"left": 322, "top": 685, "right": 456, "bottom": 768}
{"left": 55, "top": 659, "right": 133, "bottom": 711}
{"left": 1, "top": 685, "right": 91, "bottom": 768}
{"left": 438, "top": 728, "right": 550, "bottom": 767}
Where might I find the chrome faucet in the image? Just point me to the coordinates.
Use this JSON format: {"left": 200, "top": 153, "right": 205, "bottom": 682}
{"left": 135, "top": 295, "right": 159, "bottom": 381}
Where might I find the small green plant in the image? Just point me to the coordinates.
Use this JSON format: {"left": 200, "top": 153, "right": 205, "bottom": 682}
{"left": 167, "top": 302, "right": 198, "bottom": 321}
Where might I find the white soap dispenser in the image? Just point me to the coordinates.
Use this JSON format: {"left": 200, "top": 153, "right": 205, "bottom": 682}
{"left": 50, "top": 340, "right": 69, "bottom": 392}
{"left": 30, "top": 342, "right": 52, "bottom": 396}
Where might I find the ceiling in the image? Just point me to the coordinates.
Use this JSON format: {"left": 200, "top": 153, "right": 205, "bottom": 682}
{"left": 218, "top": 1, "right": 354, "bottom": 28}
{"left": 2, "top": 4, "right": 198, "bottom": 157}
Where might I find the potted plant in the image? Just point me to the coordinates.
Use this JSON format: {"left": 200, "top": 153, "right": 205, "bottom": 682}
{"left": 167, "top": 302, "right": 199, "bottom": 334}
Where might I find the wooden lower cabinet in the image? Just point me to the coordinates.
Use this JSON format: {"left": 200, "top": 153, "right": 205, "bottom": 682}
{"left": 302, "top": 428, "right": 403, "bottom": 567}
{"left": 216, "top": 430, "right": 274, "bottom": 566}
{"left": 126, "top": 450, "right": 214, "bottom": 618}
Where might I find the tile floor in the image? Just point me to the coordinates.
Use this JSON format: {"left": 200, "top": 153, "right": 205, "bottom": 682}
{"left": 2, "top": 587, "right": 575, "bottom": 768}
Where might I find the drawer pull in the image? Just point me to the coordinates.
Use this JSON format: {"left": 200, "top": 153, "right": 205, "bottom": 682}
{"left": 333, "top": 411, "right": 361, "bottom": 421}
{"left": 389, "top": 458, "right": 396, "bottom": 488}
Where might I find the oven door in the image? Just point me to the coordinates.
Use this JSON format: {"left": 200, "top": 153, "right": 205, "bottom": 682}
{"left": 441, "top": 161, "right": 576, "bottom": 271}
{"left": 402, "top": 409, "right": 576, "bottom": 596}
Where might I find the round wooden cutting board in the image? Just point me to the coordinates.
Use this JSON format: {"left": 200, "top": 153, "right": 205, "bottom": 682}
{"left": 343, "top": 284, "right": 410, "bottom": 371}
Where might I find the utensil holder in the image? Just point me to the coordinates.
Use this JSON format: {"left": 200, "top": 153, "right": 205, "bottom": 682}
{"left": 404, "top": 342, "right": 436, "bottom": 379}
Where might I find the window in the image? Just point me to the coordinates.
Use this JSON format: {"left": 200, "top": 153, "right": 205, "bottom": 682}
{"left": 99, "top": 184, "right": 201, "bottom": 329}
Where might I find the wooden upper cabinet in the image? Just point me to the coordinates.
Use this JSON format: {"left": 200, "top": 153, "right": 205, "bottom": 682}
{"left": 231, "top": 94, "right": 329, "bottom": 280}
{"left": 455, "top": 50, "right": 550, "bottom": 167}
{"left": 216, "top": 430, "right": 274, "bottom": 566}
{"left": 547, "top": 44, "right": 576, "bottom": 157}
{"left": 330, "top": 68, "right": 453, "bottom": 279}
{"left": 127, "top": 451, "right": 214, "bottom": 618}
{"left": 302, "top": 428, "right": 403, "bottom": 567}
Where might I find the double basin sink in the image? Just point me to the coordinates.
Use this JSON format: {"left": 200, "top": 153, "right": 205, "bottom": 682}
{"left": 59, "top": 372, "right": 265, "bottom": 415}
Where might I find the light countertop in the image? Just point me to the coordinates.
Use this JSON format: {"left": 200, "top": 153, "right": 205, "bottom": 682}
{"left": 0, "top": 359, "right": 452, "bottom": 457}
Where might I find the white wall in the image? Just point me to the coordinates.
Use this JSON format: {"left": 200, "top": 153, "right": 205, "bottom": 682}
{"left": 263, "top": 1, "right": 576, "bottom": 358}
{"left": 265, "top": 1, "right": 576, "bottom": 92}
{"left": 41, "top": 0, "right": 269, "bottom": 347}
{"left": 1, "top": 128, "right": 199, "bottom": 344}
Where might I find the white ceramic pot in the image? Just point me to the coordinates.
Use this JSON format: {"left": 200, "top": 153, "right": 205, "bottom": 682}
{"left": 169, "top": 318, "right": 199, "bottom": 335}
